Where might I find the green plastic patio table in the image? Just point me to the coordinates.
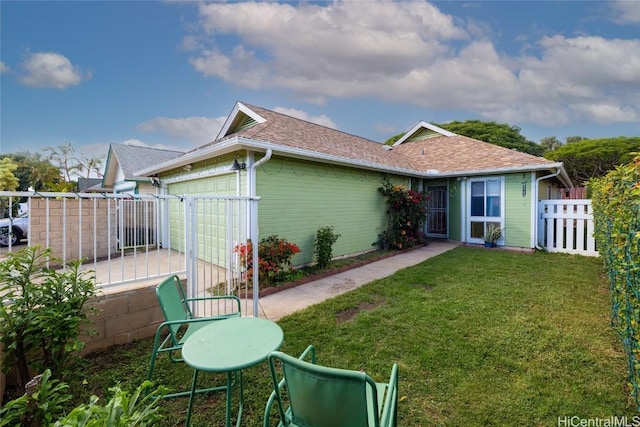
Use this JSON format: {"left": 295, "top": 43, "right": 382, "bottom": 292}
{"left": 181, "top": 316, "right": 284, "bottom": 427}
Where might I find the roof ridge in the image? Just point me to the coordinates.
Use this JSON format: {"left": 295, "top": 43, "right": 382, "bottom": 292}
{"left": 244, "top": 103, "right": 383, "bottom": 145}
{"left": 112, "top": 143, "right": 185, "bottom": 154}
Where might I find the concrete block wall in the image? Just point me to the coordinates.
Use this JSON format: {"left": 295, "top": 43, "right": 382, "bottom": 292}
{"left": 29, "top": 198, "right": 118, "bottom": 261}
{"left": 82, "top": 284, "right": 165, "bottom": 355}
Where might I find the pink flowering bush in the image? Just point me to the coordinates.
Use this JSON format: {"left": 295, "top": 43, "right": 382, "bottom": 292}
{"left": 378, "top": 179, "right": 428, "bottom": 250}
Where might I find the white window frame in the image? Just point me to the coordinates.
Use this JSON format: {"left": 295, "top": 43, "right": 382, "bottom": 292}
{"left": 466, "top": 177, "right": 505, "bottom": 245}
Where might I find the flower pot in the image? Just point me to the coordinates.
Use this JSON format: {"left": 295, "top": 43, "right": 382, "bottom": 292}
{"left": 484, "top": 241, "right": 496, "bottom": 248}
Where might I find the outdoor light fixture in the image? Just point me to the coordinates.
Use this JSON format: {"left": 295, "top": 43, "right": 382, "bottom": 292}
{"left": 182, "top": 164, "right": 192, "bottom": 171}
{"left": 151, "top": 177, "right": 161, "bottom": 188}
{"left": 230, "top": 155, "right": 246, "bottom": 171}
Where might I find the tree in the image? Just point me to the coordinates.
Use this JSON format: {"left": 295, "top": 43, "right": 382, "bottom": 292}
{"left": 433, "top": 120, "right": 545, "bottom": 156}
{"left": 540, "top": 136, "right": 563, "bottom": 153}
{"left": 544, "top": 136, "right": 640, "bottom": 185}
{"left": 0, "top": 157, "right": 19, "bottom": 191}
{"left": 6, "top": 151, "right": 63, "bottom": 191}
{"left": 45, "top": 142, "right": 80, "bottom": 182}
{"left": 78, "top": 155, "right": 104, "bottom": 178}
{"left": 565, "top": 136, "right": 585, "bottom": 144}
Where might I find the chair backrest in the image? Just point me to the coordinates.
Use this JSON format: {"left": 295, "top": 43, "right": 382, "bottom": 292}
{"left": 268, "top": 351, "right": 380, "bottom": 427}
{"left": 156, "top": 275, "right": 193, "bottom": 339}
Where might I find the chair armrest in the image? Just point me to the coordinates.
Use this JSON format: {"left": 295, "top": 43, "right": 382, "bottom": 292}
{"left": 263, "top": 345, "right": 317, "bottom": 427}
{"left": 186, "top": 295, "right": 242, "bottom": 314}
{"left": 379, "top": 363, "right": 399, "bottom": 427}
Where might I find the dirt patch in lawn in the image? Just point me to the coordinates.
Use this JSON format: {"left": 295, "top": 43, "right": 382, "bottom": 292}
{"left": 336, "top": 299, "right": 386, "bottom": 323}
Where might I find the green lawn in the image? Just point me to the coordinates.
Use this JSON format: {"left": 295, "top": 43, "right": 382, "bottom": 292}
{"left": 69, "top": 246, "right": 633, "bottom": 426}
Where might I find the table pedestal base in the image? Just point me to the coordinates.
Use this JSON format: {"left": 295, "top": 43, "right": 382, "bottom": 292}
{"left": 185, "top": 370, "right": 244, "bottom": 427}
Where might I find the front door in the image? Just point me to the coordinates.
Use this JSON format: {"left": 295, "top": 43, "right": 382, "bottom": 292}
{"left": 426, "top": 184, "right": 448, "bottom": 238}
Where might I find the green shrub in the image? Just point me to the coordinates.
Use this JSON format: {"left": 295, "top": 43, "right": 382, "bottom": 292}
{"left": 0, "top": 246, "right": 98, "bottom": 388}
{"left": 0, "top": 372, "right": 166, "bottom": 427}
{"left": 590, "top": 155, "right": 640, "bottom": 410}
{"left": 0, "top": 369, "right": 71, "bottom": 427}
{"left": 314, "top": 226, "right": 340, "bottom": 269}
{"left": 53, "top": 380, "right": 166, "bottom": 426}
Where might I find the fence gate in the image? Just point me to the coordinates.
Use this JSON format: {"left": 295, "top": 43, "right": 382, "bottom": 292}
{"left": 538, "top": 199, "right": 598, "bottom": 257}
{"left": 184, "top": 195, "right": 261, "bottom": 317}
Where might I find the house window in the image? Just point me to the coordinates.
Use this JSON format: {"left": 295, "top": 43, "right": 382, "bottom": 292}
{"left": 468, "top": 178, "right": 504, "bottom": 242}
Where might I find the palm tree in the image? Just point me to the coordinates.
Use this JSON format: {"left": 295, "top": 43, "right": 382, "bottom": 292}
{"left": 45, "top": 142, "right": 80, "bottom": 182}
{"left": 78, "top": 155, "right": 104, "bottom": 178}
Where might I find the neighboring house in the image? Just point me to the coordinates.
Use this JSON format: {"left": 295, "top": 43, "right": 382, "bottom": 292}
{"left": 102, "top": 143, "right": 185, "bottom": 194}
{"left": 77, "top": 177, "right": 105, "bottom": 192}
{"left": 137, "top": 101, "right": 571, "bottom": 265}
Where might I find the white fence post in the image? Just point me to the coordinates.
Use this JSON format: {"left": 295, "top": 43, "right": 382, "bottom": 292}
{"left": 538, "top": 199, "right": 598, "bottom": 257}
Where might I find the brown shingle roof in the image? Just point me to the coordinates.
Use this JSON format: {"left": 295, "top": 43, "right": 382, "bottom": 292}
{"left": 391, "top": 134, "right": 555, "bottom": 174}
{"left": 192, "top": 102, "right": 559, "bottom": 177}
{"left": 218, "top": 103, "right": 424, "bottom": 172}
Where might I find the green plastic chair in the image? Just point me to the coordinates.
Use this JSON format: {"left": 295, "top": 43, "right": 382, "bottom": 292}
{"left": 264, "top": 345, "right": 398, "bottom": 427}
{"left": 146, "top": 275, "right": 241, "bottom": 398}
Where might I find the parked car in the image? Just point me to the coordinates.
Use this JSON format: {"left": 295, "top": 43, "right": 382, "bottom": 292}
{"left": 0, "top": 214, "right": 28, "bottom": 247}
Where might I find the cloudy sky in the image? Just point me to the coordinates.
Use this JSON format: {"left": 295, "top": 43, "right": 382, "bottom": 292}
{"left": 1, "top": 1, "right": 639, "bottom": 169}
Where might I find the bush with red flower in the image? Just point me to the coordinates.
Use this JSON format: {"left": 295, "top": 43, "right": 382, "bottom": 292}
{"left": 378, "top": 178, "right": 428, "bottom": 250}
{"left": 234, "top": 235, "right": 301, "bottom": 286}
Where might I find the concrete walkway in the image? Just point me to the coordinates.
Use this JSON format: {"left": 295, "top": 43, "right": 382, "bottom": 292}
{"left": 257, "top": 240, "right": 459, "bottom": 320}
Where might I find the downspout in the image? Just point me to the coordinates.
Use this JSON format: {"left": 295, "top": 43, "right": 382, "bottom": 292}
{"left": 250, "top": 149, "right": 272, "bottom": 196}
{"left": 249, "top": 149, "right": 272, "bottom": 316}
{"left": 534, "top": 168, "right": 561, "bottom": 250}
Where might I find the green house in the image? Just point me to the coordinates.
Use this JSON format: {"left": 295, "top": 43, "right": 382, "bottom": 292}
{"left": 139, "top": 101, "right": 571, "bottom": 265}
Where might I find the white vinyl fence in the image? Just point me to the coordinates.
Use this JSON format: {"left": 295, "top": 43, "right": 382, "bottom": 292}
{"left": 538, "top": 199, "right": 598, "bottom": 257}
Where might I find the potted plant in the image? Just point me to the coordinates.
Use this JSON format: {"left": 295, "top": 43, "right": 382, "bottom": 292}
{"left": 483, "top": 224, "right": 503, "bottom": 248}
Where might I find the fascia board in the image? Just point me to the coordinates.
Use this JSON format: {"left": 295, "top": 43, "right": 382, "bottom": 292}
{"left": 135, "top": 138, "right": 242, "bottom": 176}
{"left": 557, "top": 166, "right": 573, "bottom": 188}
{"left": 430, "top": 162, "right": 567, "bottom": 179}
{"left": 215, "top": 102, "right": 266, "bottom": 141}
{"left": 102, "top": 146, "right": 118, "bottom": 187}
{"left": 137, "top": 135, "right": 568, "bottom": 182}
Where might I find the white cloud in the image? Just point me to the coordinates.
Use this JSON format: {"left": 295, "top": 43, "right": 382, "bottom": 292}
{"left": 184, "top": 1, "right": 640, "bottom": 127}
{"left": 0, "top": 61, "right": 9, "bottom": 73}
{"left": 570, "top": 103, "right": 638, "bottom": 124}
{"left": 137, "top": 116, "right": 226, "bottom": 145}
{"left": 19, "top": 52, "right": 89, "bottom": 89}
{"left": 610, "top": 0, "right": 640, "bottom": 24}
{"left": 190, "top": 1, "right": 467, "bottom": 91}
{"left": 273, "top": 107, "right": 337, "bottom": 129}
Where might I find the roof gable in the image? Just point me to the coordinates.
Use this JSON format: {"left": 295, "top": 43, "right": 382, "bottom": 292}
{"left": 216, "top": 102, "right": 266, "bottom": 140}
{"left": 393, "top": 121, "right": 456, "bottom": 147}
{"left": 391, "top": 133, "right": 554, "bottom": 174}
{"left": 103, "top": 144, "right": 185, "bottom": 187}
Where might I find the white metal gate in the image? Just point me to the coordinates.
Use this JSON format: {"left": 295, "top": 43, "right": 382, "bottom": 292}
{"left": 183, "top": 195, "right": 261, "bottom": 317}
{"left": 538, "top": 199, "right": 598, "bottom": 257}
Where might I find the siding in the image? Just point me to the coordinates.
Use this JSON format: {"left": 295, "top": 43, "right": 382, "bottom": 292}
{"left": 256, "top": 157, "right": 394, "bottom": 265}
{"left": 504, "top": 173, "right": 533, "bottom": 248}
{"left": 165, "top": 158, "right": 240, "bottom": 265}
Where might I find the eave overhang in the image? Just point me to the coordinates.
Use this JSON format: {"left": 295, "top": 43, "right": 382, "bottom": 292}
{"left": 135, "top": 136, "right": 572, "bottom": 187}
